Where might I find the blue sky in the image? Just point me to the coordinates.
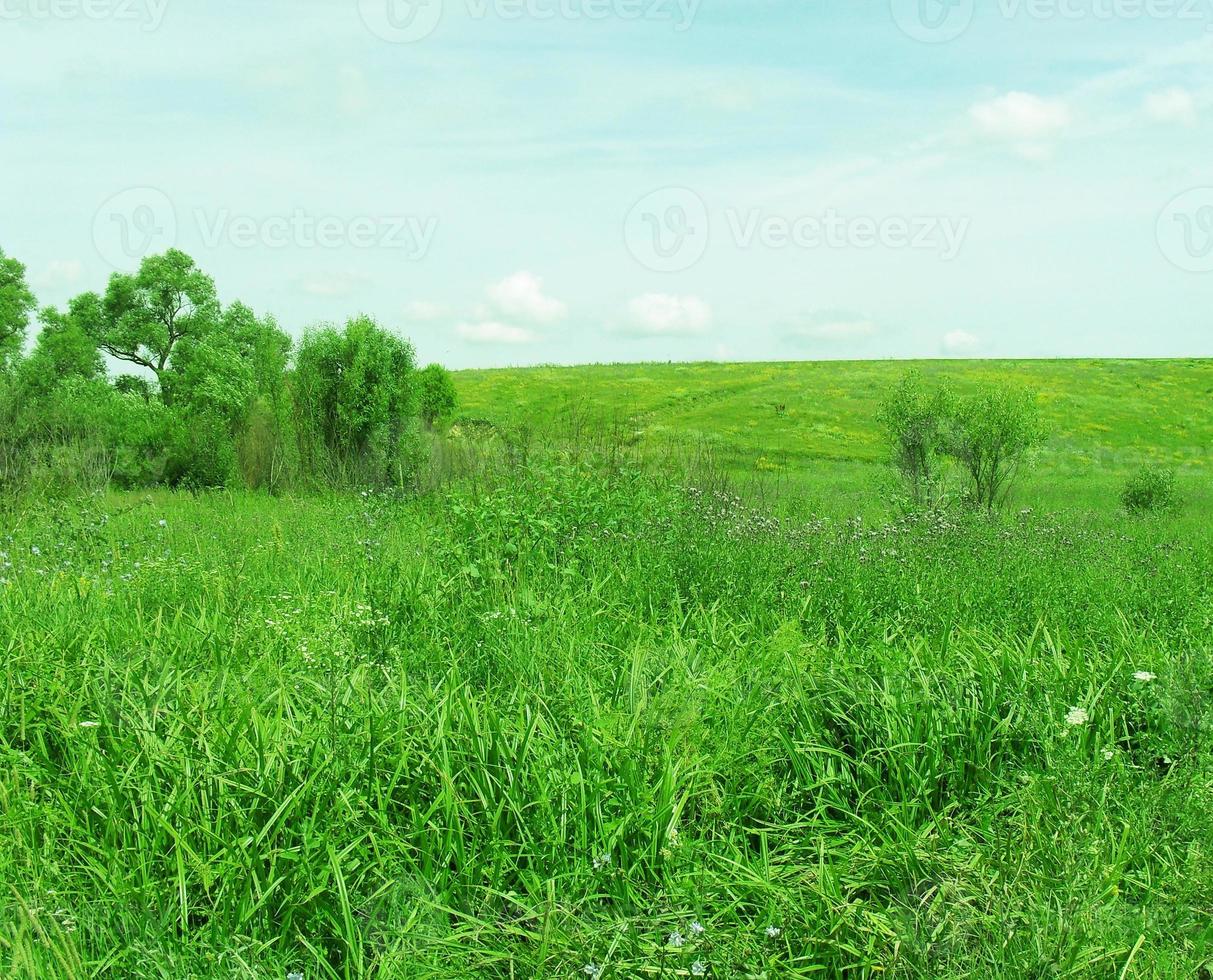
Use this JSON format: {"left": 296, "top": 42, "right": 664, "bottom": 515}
{"left": 2, "top": 0, "right": 1211, "bottom": 367}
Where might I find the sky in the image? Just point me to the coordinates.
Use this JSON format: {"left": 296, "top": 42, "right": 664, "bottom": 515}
{"left": 2, "top": 0, "right": 1212, "bottom": 368}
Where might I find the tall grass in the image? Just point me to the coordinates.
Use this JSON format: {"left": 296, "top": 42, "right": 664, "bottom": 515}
{"left": 0, "top": 452, "right": 1210, "bottom": 977}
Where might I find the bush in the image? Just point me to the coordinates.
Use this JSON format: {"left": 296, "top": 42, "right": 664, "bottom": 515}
{"left": 1120, "top": 465, "right": 1177, "bottom": 514}
{"left": 877, "top": 371, "right": 953, "bottom": 507}
{"left": 944, "top": 384, "right": 1044, "bottom": 511}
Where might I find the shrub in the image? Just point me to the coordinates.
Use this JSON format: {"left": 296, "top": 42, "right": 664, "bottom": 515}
{"left": 1120, "top": 465, "right": 1177, "bottom": 514}
{"left": 877, "top": 371, "right": 953, "bottom": 507}
{"left": 944, "top": 384, "right": 1044, "bottom": 511}
{"left": 418, "top": 363, "right": 457, "bottom": 428}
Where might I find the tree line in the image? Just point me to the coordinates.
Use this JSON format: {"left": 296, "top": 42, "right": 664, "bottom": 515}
{"left": 0, "top": 245, "right": 456, "bottom": 492}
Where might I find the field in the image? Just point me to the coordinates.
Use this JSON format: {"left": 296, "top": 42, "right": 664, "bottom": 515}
{"left": 455, "top": 359, "right": 1213, "bottom": 514}
{"left": 2, "top": 360, "right": 1212, "bottom": 978}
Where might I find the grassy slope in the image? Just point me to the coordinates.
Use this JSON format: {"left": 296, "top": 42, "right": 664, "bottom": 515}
{"left": 455, "top": 359, "right": 1213, "bottom": 510}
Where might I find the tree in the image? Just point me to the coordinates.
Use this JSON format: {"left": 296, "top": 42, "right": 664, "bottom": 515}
{"left": 418, "top": 363, "right": 457, "bottom": 428}
{"left": 877, "top": 370, "right": 953, "bottom": 506}
{"left": 18, "top": 303, "right": 106, "bottom": 397}
{"left": 0, "top": 246, "right": 36, "bottom": 372}
{"left": 293, "top": 316, "right": 418, "bottom": 485}
{"left": 944, "top": 384, "right": 1044, "bottom": 510}
{"left": 91, "top": 249, "right": 220, "bottom": 402}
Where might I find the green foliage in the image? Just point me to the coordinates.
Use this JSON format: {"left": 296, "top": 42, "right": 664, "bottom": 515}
{"left": 1, "top": 464, "right": 1210, "bottom": 976}
{"left": 16, "top": 305, "right": 105, "bottom": 398}
{"left": 293, "top": 316, "right": 419, "bottom": 486}
{"left": 418, "top": 362, "right": 458, "bottom": 427}
{"left": 93, "top": 248, "right": 221, "bottom": 400}
{"left": 944, "top": 383, "right": 1045, "bottom": 510}
{"left": 0, "top": 246, "right": 36, "bottom": 372}
{"left": 877, "top": 370, "right": 954, "bottom": 506}
{"left": 1121, "top": 464, "right": 1178, "bottom": 514}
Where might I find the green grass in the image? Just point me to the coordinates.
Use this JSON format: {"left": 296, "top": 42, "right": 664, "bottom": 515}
{"left": 2, "top": 444, "right": 1212, "bottom": 977}
{"left": 454, "top": 359, "right": 1213, "bottom": 513}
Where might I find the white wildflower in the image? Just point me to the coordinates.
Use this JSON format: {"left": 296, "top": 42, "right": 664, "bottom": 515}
{"left": 691, "top": 962, "right": 707, "bottom": 976}
{"left": 1065, "top": 707, "right": 1089, "bottom": 727}
{"left": 1133, "top": 671, "right": 1156, "bottom": 683}
{"left": 689, "top": 920, "right": 705, "bottom": 936}
{"left": 583, "top": 964, "right": 603, "bottom": 979}
{"left": 1102, "top": 748, "right": 1115, "bottom": 760}
{"left": 592, "top": 853, "right": 611, "bottom": 872}
{"left": 668, "top": 930, "right": 686, "bottom": 948}
{"left": 78, "top": 721, "right": 101, "bottom": 729}
{"left": 158, "top": 520, "right": 167, "bottom": 528}
{"left": 764, "top": 926, "right": 781, "bottom": 939}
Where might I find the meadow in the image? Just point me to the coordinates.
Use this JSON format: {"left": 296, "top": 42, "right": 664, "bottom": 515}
{"left": 1, "top": 359, "right": 1212, "bottom": 978}
{"left": 455, "top": 359, "right": 1213, "bottom": 514}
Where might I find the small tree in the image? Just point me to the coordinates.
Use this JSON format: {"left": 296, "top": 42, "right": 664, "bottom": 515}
{"left": 418, "top": 363, "right": 457, "bottom": 428}
{"left": 0, "top": 246, "right": 36, "bottom": 373}
{"left": 293, "top": 316, "right": 418, "bottom": 485}
{"left": 944, "top": 384, "right": 1044, "bottom": 511}
{"left": 877, "top": 370, "right": 953, "bottom": 506}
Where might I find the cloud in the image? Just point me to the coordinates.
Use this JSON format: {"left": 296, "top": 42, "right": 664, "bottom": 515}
{"left": 456, "top": 321, "right": 538, "bottom": 345}
{"left": 488, "top": 271, "right": 567, "bottom": 324}
{"left": 298, "top": 271, "right": 369, "bottom": 297}
{"left": 1145, "top": 88, "right": 1196, "bottom": 126}
{"left": 403, "top": 300, "right": 449, "bottom": 321}
{"left": 970, "top": 92, "right": 1071, "bottom": 159}
{"left": 942, "top": 329, "right": 980, "bottom": 354}
{"left": 624, "top": 293, "right": 712, "bottom": 336}
{"left": 32, "top": 259, "right": 83, "bottom": 291}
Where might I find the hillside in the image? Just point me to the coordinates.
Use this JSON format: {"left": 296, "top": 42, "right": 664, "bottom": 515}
{"left": 455, "top": 359, "right": 1213, "bottom": 510}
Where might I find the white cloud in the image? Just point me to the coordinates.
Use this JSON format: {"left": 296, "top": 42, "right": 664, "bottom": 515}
{"left": 33, "top": 258, "right": 82, "bottom": 290}
{"left": 299, "top": 271, "right": 369, "bottom": 297}
{"left": 456, "top": 321, "right": 538, "bottom": 345}
{"left": 1145, "top": 88, "right": 1196, "bottom": 126}
{"left": 488, "top": 271, "right": 567, "bottom": 324}
{"left": 942, "top": 329, "right": 980, "bottom": 354}
{"left": 625, "top": 293, "right": 712, "bottom": 336}
{"left": 403, "top": 300, "right": 449, "bottom": 321}
{"left": 970, "top": 92, "right": 1071, "bottom": 159}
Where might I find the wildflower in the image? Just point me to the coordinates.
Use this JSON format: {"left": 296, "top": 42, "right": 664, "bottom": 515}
{"left": 30, "top": 545, "right": 41, "bottom": 556}
{"left": 764, "top": 926, "right": 781, "bottom": 939}
{"left": 583, "top": 964, "right": 603, "bottom": 979}
{"left": 158, "top": 520, "right": 167, "bottom": 528}
{"left": 592, "top": 853, "right": 611, "bottom": 872}
{"left": 1102, "top": 748, "right": 1115, "bottom": 760}
{"left": 691, "top": 963, "right": 708, "bottom": 976}
{"left": 668, "top": 930, "right": 686, "bottom": 948}
{"left": 1065, "top": 707, "right": 1089, "bottom": 727}
{"left": 78, "top": 721, "right": 101, "bottom": 729}
{"left": 1133, "top": 671, "right": 1157, "bottom": 683}
{"left": 287, "top": 973, "right": 304, "bottom": 980}
{"left": 689, "top": 921, "right": 705, "bottom": 936}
